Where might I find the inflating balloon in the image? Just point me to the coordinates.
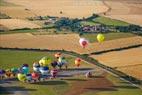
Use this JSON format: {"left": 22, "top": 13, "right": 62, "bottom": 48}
{"left": 75, "top": 58, "right": 81, "bottom": 67}
{"left": 54, "top": 52, "right": 61, "bottom": 58}
{"left": 39, "top": 57, "right": 51, "bottom": 66}
{"left": 26, "top": 74, "right": 32, "bottom": 81}
{"left": 0, "top": 69, "right": 5, "bottom": 79}
{"left": 31, "top": 72, "right": 40, "bottom": 80}
{"left": 11, "top": 68, "right": 18, "bottom": 73}
{"left": 79, "top": 38, "right": 89, "bottom": 48}
{"left": 97, "top": 34, "right": 105, "bottom": 42}
{"left": 0, "top": 69, "right": 5, "bottom": 75}
{"left": 22, "top": 64, "right": 29, "bottom": 67}
{"left": 50, "top": 69, "right": 58, "bottom": 78}
{"left": 33, "top": 62, "right": 40, "bottom": 72}
{"left": 39, "top": 66, "right": 49, "bottom": 75}
{"left": 22, "top": 66, "right": 29, "bottom": 75}
{"left": 17, "top": 73, "right": 26, "bottom": 82}
{"left": 51, "top": 61, "right": 58, "bottom": 68}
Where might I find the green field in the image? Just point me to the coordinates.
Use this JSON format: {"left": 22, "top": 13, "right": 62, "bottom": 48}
{"left": 0, "top": 50, "right": 142, "bottom": 95}
{"left": 0, "top": 0, "right": 17, "bottom": 6}
{"left": 81, "top": 32, "right": 136, "bottom": 43}
{"left": 93, "top": 16, "right": 129, "bottom": 26}
{"left": 0, "top": 50, "right": 93, "bottom": 69}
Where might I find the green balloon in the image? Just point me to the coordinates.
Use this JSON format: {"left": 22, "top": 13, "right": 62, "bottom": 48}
{"left": 11, "top": 68, "right": 18, "bottom": 73}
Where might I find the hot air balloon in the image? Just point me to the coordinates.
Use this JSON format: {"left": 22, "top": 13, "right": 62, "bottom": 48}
{"left": 22, "top": 66, "right": 29, "bottom": 75}
{"left": 31, "top": 72, "right": 40, "bottom": 81}
{"left": 0, "top": 69, "right": 5, "bottom": 79}
{"left": 54, "top": 52, "right": 61, "bottom": 58}
{"left": 75, "top": 58, "right": 81, "bottom": 67}
{"left": 79, "top": 38, "right": 89, "bottom": 48}
{"left": 22, "top": 64, "right": 29, "bottom": 67}
{"left": 17, "top": 73, "right": 26, "bottom": 82}
{"left": 57, "top": 57, "right": 68, "bottom": 69}
{"left": 26, "top": 74, "right": 32, "bottom": 82}
{"left": 33, "top": 62, "right": 40, "bottom": 72}
{"left": 11, "top": 67, "right": 18, "bottom": 77}
{"left": 39, "top": 57, "right": 51, "bottom": 67}
{"left": 97, "top": 34, "right": 105, "bottom": 43}
{"left": 5, "top": 69, "right": 12, "bottom": 78}
{"left": 51, "top": 61, "right": 58, "bottom": 68}
{"left": 39, "top": 66, "right": 49, "bottom": 76}
{"left": 11, "top": 67, "right": 18, "bottom": 73}
{"left": 50, "top": 69, "right": 58, "bottom": 78}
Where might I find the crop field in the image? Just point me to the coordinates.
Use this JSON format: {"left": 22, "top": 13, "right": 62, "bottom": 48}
{"left": 103, "top": 0, "right": 142, "bottom": 26}
{"left": 0, "top": 19, "right": 41, "bottom": 30}
{"left": 0, "top": 0, "right": 108, "bottom": 19}
{"left": 0, "top": 33, "right": 142, "bottom": 54}
{"left": 91, "top": 47, "right": 142, "bottom": 80}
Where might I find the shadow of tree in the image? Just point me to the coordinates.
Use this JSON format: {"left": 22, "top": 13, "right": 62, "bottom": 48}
{"left": 86, "top": 87, "right": 117, "bottom": 91}
{"left": 113, "top": 85, "right": 138, "bottom": 89}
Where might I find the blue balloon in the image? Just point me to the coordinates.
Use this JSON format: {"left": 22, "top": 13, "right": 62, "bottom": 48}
{"left": 22, "top": 66, "right": 29, "bottom": 74}
{"left": 0, "top": 69, "right": 5, "bottom": 75}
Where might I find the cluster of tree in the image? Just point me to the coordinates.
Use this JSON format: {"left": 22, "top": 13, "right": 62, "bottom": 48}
{"left": 55, "top": 17, "right": 82, "bottom": 32}
{"left": 115, "top": 24, "right": 142, "bottom": 33}
{"left": 54, "top": 15, "right": 142, "bottom": 34}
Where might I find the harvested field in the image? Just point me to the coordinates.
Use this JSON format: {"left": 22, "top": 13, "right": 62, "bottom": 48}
{"left": 1, "top": 0, "right": 108, "bottom": 19}
{"left": 117, "top": 65, "right": 142, "bottom": 80}
{"left": 0, "top": 33, "right": 142, "bottom": 54}
{"left": 103, "top": 0, "right": 142, "bottom": 26}
{"left": 91, "top": 47, "right": 142, "bottom": 80}
{"left": 0, "top": 19, "right": 41, "bottom": 30}
{"left": 0, "top": 6, "right": 35, "bottom": 19}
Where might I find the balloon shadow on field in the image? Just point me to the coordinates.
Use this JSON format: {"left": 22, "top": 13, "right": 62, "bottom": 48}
{"left": 0, "top": 86, "right": 36, "bottom": 95}
{"left": 113, "top": 85, "right": 138, "bottom": 89}
{"left": 33, "top": 80, "right": 67, "bottom": 85}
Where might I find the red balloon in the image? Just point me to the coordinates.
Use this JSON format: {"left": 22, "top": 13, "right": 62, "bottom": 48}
{"left": 76, "top": 58, "right": 81, "bottom": 62}
{"left": 31, "top": 72, "right": 39, "bottom": 79}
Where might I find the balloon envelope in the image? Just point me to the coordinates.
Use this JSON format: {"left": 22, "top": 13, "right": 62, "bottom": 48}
{"left": 75, "top": 58, "right": 81, "bottom": 67}
{"left": 97, "top": 34, "right": 105, "bottom": 42}
{"left": 58, "top": 57, "right": 67, "bottom": 64}
{"left": 31, "top": 72, "right": 39, "bottom": 79}
{"left": 0, "top": 69, "right": 5, "bottom": 75}
{"left": 79, "top": 38, "right": 88, "bottom": 48}
{"left": 39, "top": 57, "right": 51, "bottom": 66}
{"left": 54, "top": 52, "right": 61, "bottom": 58}
{"left": 22, "top": 66, "right": 29, "bottom": 74}
{"left": 17, "top": 73, "right": 26, "bottom": 82}
{"left": 11, "top": 68, "right": 18, "bottom": 73}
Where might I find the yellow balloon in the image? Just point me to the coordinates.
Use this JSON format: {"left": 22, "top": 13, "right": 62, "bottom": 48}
{"left": 17, "top": 73, "right": 26, "bottom": 82}
{"left": 97, "top": 34, "right": 105, "bottom": 42}
{"left": 39, "top": 57, "right": 51, "bottom": 66}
